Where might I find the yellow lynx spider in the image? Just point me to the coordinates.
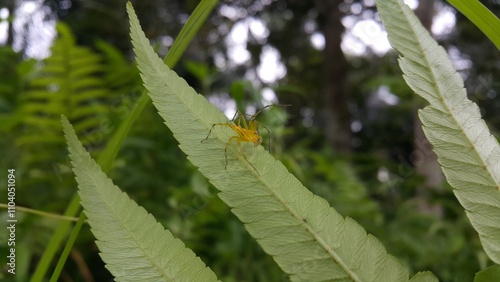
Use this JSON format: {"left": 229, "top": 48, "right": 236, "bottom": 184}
{"left": 202, "top": 105, "right": 283, "bottom": 172}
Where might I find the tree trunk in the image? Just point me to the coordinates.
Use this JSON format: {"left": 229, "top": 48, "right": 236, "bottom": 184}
{"left": 316, "top": 0, "right": 351, "bottom": 154}
{"left": 6, "top": 0, "right": 15, "bottom": 46}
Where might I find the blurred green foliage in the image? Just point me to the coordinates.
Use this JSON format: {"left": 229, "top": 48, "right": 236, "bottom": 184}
{"left": 0, "top": 0, "right": 498, "bottom": 280}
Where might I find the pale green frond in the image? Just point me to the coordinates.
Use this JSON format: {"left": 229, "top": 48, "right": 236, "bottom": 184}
{"left": 32, "top": 0, "right": 217, "bottom": 276}
{"left": 376, "top": 0, "right": 500, "bottom": 264}
{"left": 409, "top": 272, "right": 439, "bottom": 282}
{"left": 62, "top": 116, "right": 220, "bottom": 282}
{"left": 128, "top": 3, "right": 435, "bottom": 281}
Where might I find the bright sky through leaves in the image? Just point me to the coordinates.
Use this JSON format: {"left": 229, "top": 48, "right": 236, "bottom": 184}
{"left": 0, "top": 0, "right": 457, "bottom": 79}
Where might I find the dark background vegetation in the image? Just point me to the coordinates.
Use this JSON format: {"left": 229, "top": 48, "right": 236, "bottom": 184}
{"left": 0, "top": 0, "right": 499, "bottom": 281}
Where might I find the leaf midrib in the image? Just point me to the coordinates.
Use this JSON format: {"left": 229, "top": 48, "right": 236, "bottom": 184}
{"left": 136, "top": 23, "right": 363, "bottom": 282}
{"left": 398, "top": 4, "right": 500, "bottom": 190}
{"left": 92, "top": 175, "right": 172, "bottom": 279}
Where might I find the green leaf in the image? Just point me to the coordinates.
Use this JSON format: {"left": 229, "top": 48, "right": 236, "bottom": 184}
{"left": 474, "top": 265, "right": 500, "bottom": 282}
{"left": 17, "top": 22, "right": 109, "bottom": 166}
{"left": 163, "top": 0, "right": 218, "bottom": 66}
{"left": 409, "top": 272, "right": 439, "bottom": 282}
{"left": 377, "top": 0, "right": 500, "bottom": 264}
{"left": 50, "top": 213, "right": 86, "bottom": 282}
{"left": 34, "top": 1, "right": 220, "bottom": 281}
{"left": 129, "top": 3, "right": 434, "bottom": 281}
{"left": 446, "top": 0, "right": 500, "bottom": 50}
{"left": 62, "top": 115, "right": 219, "bottom": 281}
{"left": 30, "top": 196, "right": 81, "bottom": 282}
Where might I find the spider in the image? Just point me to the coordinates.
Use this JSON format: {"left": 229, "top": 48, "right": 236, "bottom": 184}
{"left": 202, "top": 105, "right": 282, "bottom": 172}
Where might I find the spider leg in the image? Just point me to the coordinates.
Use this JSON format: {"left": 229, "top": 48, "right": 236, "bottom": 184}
{"left": 249, "top": 104, "right": 273, "bottom": 122}
{"left": 224, "top": 136, "right": 239, "bottom": 169}
{"left": 237, "top": 111, "right": 248, "bottom": 128}
{"left": 236, "top": 139, "right": 259, "bottom": 174}
{"left": 202, "top": 123, "right": 232, "bottom": 143}
{"left": 201, "top": 124, "right": 217, "bottom": 142}
{"left": 260, "top": 123, "right": 272, "bottom": 152}
{"left": 249, "top": 104, "right": 291, "bottom": 122}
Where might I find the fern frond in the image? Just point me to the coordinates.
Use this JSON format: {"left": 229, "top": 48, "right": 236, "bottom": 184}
{"left": 376, "top": 0, "right": 500, "bottom": 264}
{"left": 409, "top": 272, "right": 439, "bottom": 282}
{"left": 17, "top": 23, "right": 110, "bottom": 164}
{"left": 62, "top": 116, "right": 220, "bottom": 282}
{"left": 128, "top": 3, "right": 435, "bottom": 281}
{"left": 95, "top": 40, "right": 142, "bottom": 92}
